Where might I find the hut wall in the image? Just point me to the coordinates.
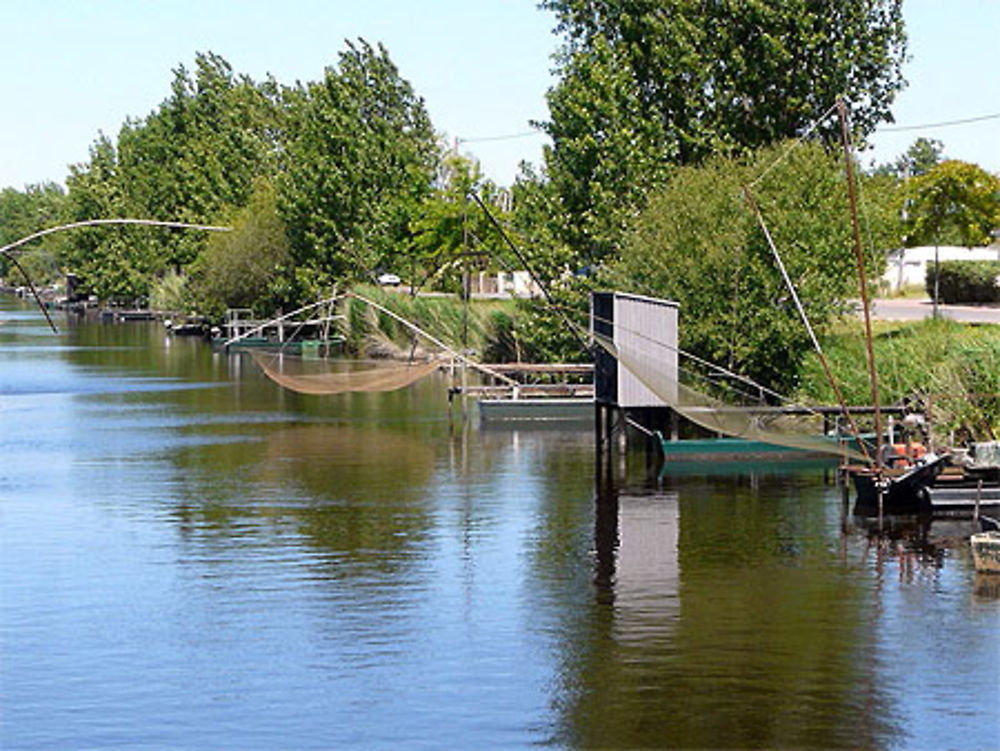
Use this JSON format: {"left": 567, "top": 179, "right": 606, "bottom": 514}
{"left": 592, "top": 291, "right": 679, "bottom": 408}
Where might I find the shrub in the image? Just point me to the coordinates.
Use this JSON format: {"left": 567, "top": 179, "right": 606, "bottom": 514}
{"left": 926, "top": 260, "right": 1000, "bottom": 304}
{"left": 149, "top": 269, "right": 190, "bottom": 313}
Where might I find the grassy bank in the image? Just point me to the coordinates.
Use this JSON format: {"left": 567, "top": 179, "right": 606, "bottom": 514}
{"left": 797, "top": 317, "right": 1000, "bottom": 444}
{"left": 339, "top": 286, "right": 518, "bottom": 361}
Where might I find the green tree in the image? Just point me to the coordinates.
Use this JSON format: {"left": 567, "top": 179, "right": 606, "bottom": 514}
{"left": 904, "top": 160, "right": 1000, "bottom": 248}
{"left": 902, "top": 159, "right": 1000, "bottom": 315}
{"left": 540, "top": 32, "right": 672, "bottom": 267}
{"left": 188, "top": 177, "right": 292, "bottom": 319}
{"left": 64, "top": 52, "right": 284, "bottom": 301}
{"left": 117, "top": 52, "right": 283, "bottom": 270}
{"left": 279, "top": 40, "right": 437, "bottom": 293}
{"left": 409, "top": 150, "right": 515, "bottom": 294}
{"left": 874, "top": 136, "right": 944, "bottom": 178}
{"left": 0, "top": 182, "right": 70, "bottom": 282}
{"left": 611, "top": 141, "right": 896, "bottom": 392}
{"left": 510, "top": 162, "right": 577, "bottom": 282}
{"left": 63, "top": 136, "right": 154, "bottom": 302}
{"left": 539, "top": 0, "right": 908, "bottom": 263}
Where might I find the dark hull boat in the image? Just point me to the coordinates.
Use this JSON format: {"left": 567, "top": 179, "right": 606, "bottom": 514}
{"left": 851, "top": 454, "right": 1000, "bottom": 516}
{"left": 851, "top": 456, "right": 946, "bottom": 514}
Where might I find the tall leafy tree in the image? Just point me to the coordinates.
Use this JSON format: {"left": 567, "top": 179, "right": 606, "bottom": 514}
{"left": 64, "top": 135, "right": 154, "bottom": 302}
{"left": 409, "top": 151, "right": 515, "bottom": 293}
{"left": 874, "top": 136, "right": 944, "bottom": 178}
{"left": 0, "top": 182, "right": 69, "bottom": 281}
{"left": 902, "top": 159, "right": 1000, "bottom": 315}
{"left": 539, "top": 0, "right": 908, "bottom": 263}
{"left": 188, "top": 177, "right": 291, "bottom": 318}
{"left": 64, "top": 52, "right": 284, "bottom": 301}
{"left": 611, "top": 141, "right": 898, "bottom": 392}
{"left": 115, "top": 52, "right": 284, "bottom": 269}
{"left": 280, "top": 40, "right": 437, "bottom": 294}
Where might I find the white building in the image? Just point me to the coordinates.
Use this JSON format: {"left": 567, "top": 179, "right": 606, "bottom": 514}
{"left": 468, "top": 270, "right": 542, "bottom": 298}
{"left": 882, "top": 244, "right": 1000, "bottom": 293}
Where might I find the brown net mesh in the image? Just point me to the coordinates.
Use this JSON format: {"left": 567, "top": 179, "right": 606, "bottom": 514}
{"left": 250, "top": 351, "right": 442, "bottom": 395}
{"left": 592, "top": 331, "right": 866, "bottom": 461}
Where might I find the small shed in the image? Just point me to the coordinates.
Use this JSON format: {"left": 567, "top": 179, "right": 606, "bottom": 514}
{"left": 591, "top": 291, "right": 679, "bottom": 408}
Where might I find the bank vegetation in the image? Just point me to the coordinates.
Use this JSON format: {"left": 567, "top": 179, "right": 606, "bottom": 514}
{"left": 3, "top": 1, "right": 1000, "bottom": 406}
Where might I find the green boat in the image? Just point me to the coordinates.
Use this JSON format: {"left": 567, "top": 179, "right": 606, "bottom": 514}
{"left": 658, "top": 435, "right": 829, "bottom": 462}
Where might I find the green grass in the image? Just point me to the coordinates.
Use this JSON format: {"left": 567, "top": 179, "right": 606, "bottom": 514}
{"left": 796, "top": 317, "right": 1000, "bottom": 444}
{"left": 340, "top": 285, "right": 517, "bottom": 359}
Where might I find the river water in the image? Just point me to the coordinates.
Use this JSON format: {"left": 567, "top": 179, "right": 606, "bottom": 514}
{"left": 1, "top": 298, "right": 997, "bottom": 750}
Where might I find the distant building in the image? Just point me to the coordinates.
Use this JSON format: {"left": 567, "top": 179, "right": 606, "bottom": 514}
{"left": 882, "top": 244, "right": 1000, "bottom": 292}
{"left": 468, "top": 270, "right": 542, "bottom": 298}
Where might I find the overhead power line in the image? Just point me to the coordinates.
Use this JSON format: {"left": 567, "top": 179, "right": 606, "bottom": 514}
{"left": 881, "top": 111, "right": 1000, "bottom": 133}
{"left": 457, "top": 131, "right": 544, "bottom": 144}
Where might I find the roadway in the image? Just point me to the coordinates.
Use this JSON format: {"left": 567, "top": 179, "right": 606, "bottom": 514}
{"left": 870, "top": 298, "right": 1000, "bottom": 324}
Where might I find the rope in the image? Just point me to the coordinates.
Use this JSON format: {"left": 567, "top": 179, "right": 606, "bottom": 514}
{"left": 746, "top": 101, "right": 840, "bottom": 189}
{"left": 585, "top": 308, "right": 803, "bottom": 409}
{"left": 743, "top": 183, "right": 872, "bottom": 464}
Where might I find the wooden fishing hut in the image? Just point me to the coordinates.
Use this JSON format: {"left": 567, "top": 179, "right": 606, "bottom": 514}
{"left": 591, "top": 291, "right": 679, "bottom": 478}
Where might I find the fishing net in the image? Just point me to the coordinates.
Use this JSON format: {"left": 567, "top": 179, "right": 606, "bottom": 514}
{"left": 592, "top": 331, "right": 866, "bottom": 461}
{"left": 250, "top": 351, "right": 441, "bottom": 395}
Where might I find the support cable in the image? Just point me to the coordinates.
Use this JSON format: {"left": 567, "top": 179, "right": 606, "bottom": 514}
{"left": 466, "top": 191, "right": 591, "bottom": 355}
{"left": 742, "top": 184, "right": 872, "bottom": 465}
{"left": 348, "top": 290, "right": 519, "bottom": 388}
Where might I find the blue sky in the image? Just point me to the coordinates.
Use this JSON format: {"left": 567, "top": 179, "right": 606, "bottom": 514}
{"left": 1, "top": 0, "right": 997, "bottom": 191}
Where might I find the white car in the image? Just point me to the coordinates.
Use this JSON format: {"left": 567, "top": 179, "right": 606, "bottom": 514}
{"left": 377, "top": 273, "right": 401, "bottom": 286}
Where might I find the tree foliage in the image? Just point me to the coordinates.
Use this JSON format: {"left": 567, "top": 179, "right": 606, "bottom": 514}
{"left": 0, "top": 182, "right": 70, "bottom": 281}
{"left": 188, "top": 177, "right": 292, "bottom": 318}
{"left": 279, "top": 40, "right": 437, "bottom": 294}
{"left": 610, "top": 141, "right": 898, "bottom": 392}
{"left": 64, "top": 136, "right": 155, "bottom": 302}
{"left": 63, "top": 52, "right": 284, "bottom": 302}
{"left": 902, "top": 160, "right": 1000, "bottom": 248}
{"left": 873, "top": 137, "right": 944, "bottom": 178}
{"left": 409, "top": 151, "right": 516, "bottom": 294}
{"left": 539, "top": 0, "right": 908, "bottom": 262}
{"left": 57, "top": 43, "right": 439, "bottom": 309}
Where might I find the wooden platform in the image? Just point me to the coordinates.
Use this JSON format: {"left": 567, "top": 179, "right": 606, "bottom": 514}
{"left": 925, "top": 485, "right": 1000, "bottom": 516}
{"left": 460, "top": 384, "right": 594, "bottom": 399}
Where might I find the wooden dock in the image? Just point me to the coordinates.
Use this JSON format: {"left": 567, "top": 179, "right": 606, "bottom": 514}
{"left": 449, "top": 362, "right": 594, "bottom": 421}
{"left": 219, "top": 307, "right": 344, "bottom": 347}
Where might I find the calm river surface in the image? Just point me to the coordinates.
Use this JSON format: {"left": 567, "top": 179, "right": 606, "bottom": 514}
{"left": 1, "top": 297, "right": 997, "bottom": 750}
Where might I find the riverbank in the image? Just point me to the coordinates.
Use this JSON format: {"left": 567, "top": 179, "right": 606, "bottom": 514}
{"left": 797, "top": 316, "right": 1000, "bottom": 445}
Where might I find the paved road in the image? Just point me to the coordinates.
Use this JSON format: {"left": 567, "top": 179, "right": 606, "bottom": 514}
{"left": 871, "top": 298, "right": 1000, "bottom": 324}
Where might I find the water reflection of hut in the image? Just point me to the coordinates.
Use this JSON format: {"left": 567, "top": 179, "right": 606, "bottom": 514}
{"left": 612, "top": 492, "right": 681, "bottom": 644}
